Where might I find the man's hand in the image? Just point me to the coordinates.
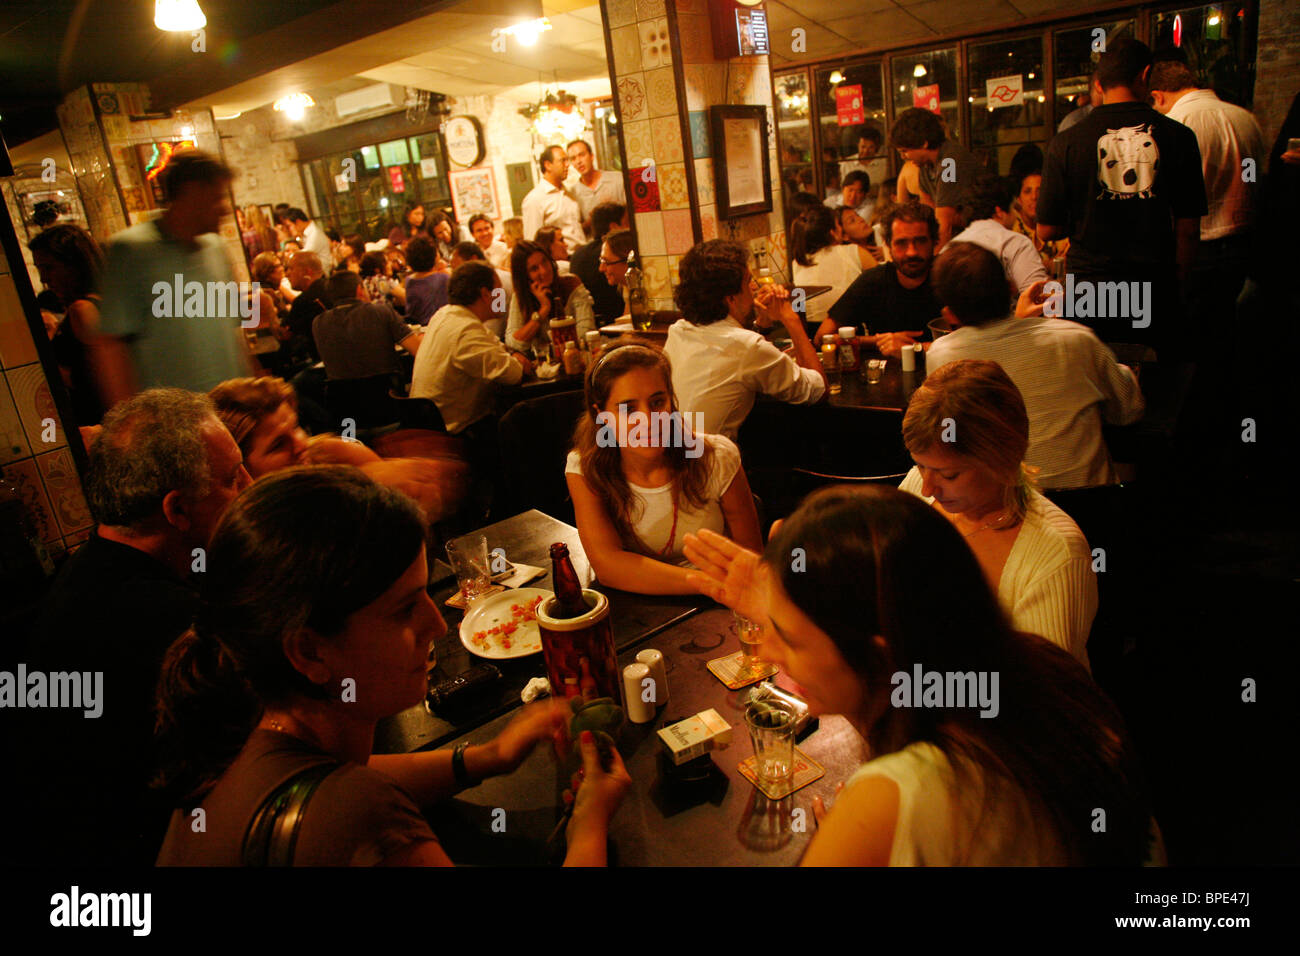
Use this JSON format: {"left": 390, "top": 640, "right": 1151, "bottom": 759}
{"left": 1015, "top": 278, "right": 1062, "bottom": 318}
{"left": 513, "top": 352, "right": 534, "bottom": 376}
{"left": 875, "top": 330, "right": 923, "bottom": 357}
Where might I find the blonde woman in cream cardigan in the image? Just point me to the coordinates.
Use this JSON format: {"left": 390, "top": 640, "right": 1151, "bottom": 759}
{"left": 899, "top": 359, "right": 1097, "bottom": 669}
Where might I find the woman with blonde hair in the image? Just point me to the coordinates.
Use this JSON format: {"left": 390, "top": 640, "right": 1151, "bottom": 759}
{"left": 566, "top": 339, "right": 762, "bottom": 594}
{"left": 899, "top": 359, "right": 1097, "bottom": 666}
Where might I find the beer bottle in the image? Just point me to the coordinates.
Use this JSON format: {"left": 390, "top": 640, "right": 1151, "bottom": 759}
{"left": 549, "top": 542, "right": 589, "bottom": 619}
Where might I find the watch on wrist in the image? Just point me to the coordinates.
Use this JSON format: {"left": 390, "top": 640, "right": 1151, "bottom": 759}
{"left": 452, "top": 741, "right": 474, "bottom": 788}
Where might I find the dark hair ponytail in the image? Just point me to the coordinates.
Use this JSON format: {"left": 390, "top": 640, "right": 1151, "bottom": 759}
{"left": 153, "top": 466, "right": 426, "bottom": 804}
{"left": 790, "top": 206, "right": 839, "bottom": 267}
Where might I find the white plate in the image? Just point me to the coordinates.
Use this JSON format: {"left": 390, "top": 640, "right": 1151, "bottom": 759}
{"left": 459, "top": 587, "right": 550, "bottom": 659}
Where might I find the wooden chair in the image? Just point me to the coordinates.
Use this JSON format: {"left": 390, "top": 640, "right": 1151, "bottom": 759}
{"left": 496, "top": 390, "right": 588, "bottom": 524}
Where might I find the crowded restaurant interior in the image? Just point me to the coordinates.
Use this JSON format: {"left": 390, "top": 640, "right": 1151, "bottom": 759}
{"left": 0, "top": 0, "right": 1295, "bottom": 889}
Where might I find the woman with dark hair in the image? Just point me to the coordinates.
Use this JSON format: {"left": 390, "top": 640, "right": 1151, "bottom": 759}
{"left": 683, "top": 486, "right": 1155, "bottom": 866}
{"left": 790, "top": 205, "right": 873, "bottom": 332}
{"left": 505, "top": 239, "right": 595, "bottom": 355}
{"left": 403, "top": 236, "right": 450, "bottom": 326}
{"left": 566, "top": 339, "right": 761, "bottom": 595}
{"left": 29, "top": 224, "right": 106, "bottom": 424}
{"left": 900, "top": 360, "right": 1097, "bottom": 665}
{"left": 154, "top": 467, "right": 629, "bottom": 866}
{"left": 335, "top": 233, "right": 366, "bottom": 273}
{"left": 427, "top": 211, "right": 457, "bottom": 264}
{"left": 533, "top": 226, "right": 572, "bottom": 275}
{"left": 387, "top": 203, "right": 428, "bottom": 250}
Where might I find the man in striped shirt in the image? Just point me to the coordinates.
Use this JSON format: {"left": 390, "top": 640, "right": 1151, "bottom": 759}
{"left": 925, "top": 244, "right": 1144, "bottom": 489}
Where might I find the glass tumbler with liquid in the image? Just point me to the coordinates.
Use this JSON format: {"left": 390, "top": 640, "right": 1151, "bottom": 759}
{"left": 820, "top": 342, "right": 841, "bottom": 395}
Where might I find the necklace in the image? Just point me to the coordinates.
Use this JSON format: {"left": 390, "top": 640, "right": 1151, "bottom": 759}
{"left": 657, "top": 493, "right": 681, "bottom": 558}
{"left": 958, "top": 509, "right": 1015, "bottom": 537}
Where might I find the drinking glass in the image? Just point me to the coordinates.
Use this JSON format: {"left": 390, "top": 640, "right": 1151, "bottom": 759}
{"left": 745, "top": 700, "right": 797, "bottom": 790}
{"left": 735, "top": 613, "right": 764, "bottom": 678}
{"left": 866, "top": 358, "right": 885, "bottom": 383}
{"left": 445, "top": 534, "right": 491, "bottom": 607}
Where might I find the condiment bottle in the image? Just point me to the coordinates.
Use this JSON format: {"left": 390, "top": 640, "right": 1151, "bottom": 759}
{"left": 837, "top": 326, "right": 859, "bottom": 371}
{"left": 563, "top": 341, "right": 582, "bottom": 376}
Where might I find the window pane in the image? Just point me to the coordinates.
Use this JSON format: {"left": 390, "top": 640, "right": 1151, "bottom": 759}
{"left": 378, "top": 139, "right": 411, "bottom": 167}
{"left": 967, "top": 34, "right": 1047, "bottom": 175}
{"left": 409, "top": 137, "right": 421, "bottom": 162}
{"left": 360, "top": 145, "right": 381, "bottom": 170}
{"left": 892, "top": 48, "right": 960, "bottom": 145}
{"left": 1054, "top": 20, "right": 1135, "bottom": 132}
{"left": 814, "top": 62, "right": 887, "bottom": 197}
{"left": 1151, "top": 5, "right": 1254, "bottom": 106}
{"left": 774, "top": 72, "right": 814, "bottom": 201}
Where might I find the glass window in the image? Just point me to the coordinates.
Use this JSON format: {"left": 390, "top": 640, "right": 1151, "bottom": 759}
{"left": 1151, "top": 5, "right": 1254, "bottom": 106}
{"left": 814, "top": 62, "right": 887, "bottom": 198}
{"left": 378, "top": 139, "right": 410, "bottom": 167}
{"left": 774, "top": 71, "right": 814, "bottom": 203}
{"left": 1053, "top": 20, "right": 1135, "bottom": 133}
{"left": 360, "top": 145, "right": 380, "bottom": 170}
{"left": 967, "top": 34, "right": 1047, "bottom": 175}
{"left": 892, "top": 47, "right": 960, "bottom": 145}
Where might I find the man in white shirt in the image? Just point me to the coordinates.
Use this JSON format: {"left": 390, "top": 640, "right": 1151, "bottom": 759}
{"left": 567, "top": 139, "right": 627, "bottom": 235}
{"left": 949, "top": 173, "right": 1048, "bottom": 295}
{"left": 410, "top": 262, "right": 530, "bottom": 436}
{"left": 925, "top": 243, "right": 1144, "bottom": 489}
{"left": 469, "top": 214, "right": 511, "bottom": 271}
{"left": 521, "top": 146, "right": 585, "bottom": 256}
{"left": 664, "top": 240, "right": 826, "bottom": 439}
{"left": 450, "top": 241, "right": 512, "bottom": 339}
{"left": 285, "top": 208, "right": 332, "bottom": 263}
{"left": 825, "top": 169, "right": 874, "bottom": 222}
{"left": 1149, "top": 59, "right": 1265, "bottom": 349}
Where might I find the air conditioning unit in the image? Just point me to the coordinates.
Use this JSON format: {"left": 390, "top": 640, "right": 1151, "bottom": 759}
{"left": 334, "top": 84, "right": 398, "bottom": 118}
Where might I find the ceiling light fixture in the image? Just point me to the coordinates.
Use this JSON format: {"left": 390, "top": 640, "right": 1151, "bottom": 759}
{"left": 828, "top": 70, "right": 844, "bottom": 85}
{"left": 155, "top": 0, "right": 207, "bottom": 32}
{"left": 519, "top": 89, "right": 586, "bottom": 141}
{"left": 501, "top": 17, "right": 553, "bottom": 46}
{"left": 913, "top": 64, "right": 927, "bottom": 77}
{"left": 215, "top": 111, "right": 242, "bottom": 121}
{"left": 273, "top": 93, "right": 316, "bottom": 122}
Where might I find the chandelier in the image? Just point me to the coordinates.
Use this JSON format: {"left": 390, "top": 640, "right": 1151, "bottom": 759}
{"left": 519, "top": 89, "right": 587, "bottom": 142}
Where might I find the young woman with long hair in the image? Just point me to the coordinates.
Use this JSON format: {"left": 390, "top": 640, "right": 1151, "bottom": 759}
{"left": 683, "top": 485, "right": 1155, "bottom": 866}
{"left": 566, "top": 340, "right": 762, "bottom": 595}
{"left": 505, "top": 239, "right": 594, "bottom": 355}
{"left": 154, "top": 466, "right": 629, "bottom": 865}
{"left": 29, "top": 224, "right": 106, "bottom": 424}
{"left": 789, "top": 205, "right": 873, "bottom": 334}
{"left": 387, "top": 203, "right": 428, "bottom": 250}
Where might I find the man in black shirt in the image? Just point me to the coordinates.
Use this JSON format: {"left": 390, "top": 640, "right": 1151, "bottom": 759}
{"left": 285, "top": 250, "right": 330, "bottom": 362}
{"left": 16, "top": 389, "right": 252, "bottom": 866}
{"left": 827, "top": 202, "right": 944, "bottom": 357}
{"left": 570, "top": 201, "right": 628, "bottom": 326}
{"left": 1038, "top": 38, "right": 1207, "bottom": 352}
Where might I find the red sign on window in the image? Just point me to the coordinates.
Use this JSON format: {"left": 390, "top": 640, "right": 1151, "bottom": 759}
{"left": 913, "top": 83, "right": 940, "bottom": 115}
{"left": 835, "top": 85, "right": 865, "bottom": 126}
{"left": 388, "top": 166, "right": 405, "bottom": 193}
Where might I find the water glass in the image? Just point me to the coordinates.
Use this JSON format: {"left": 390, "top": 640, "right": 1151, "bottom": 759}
{"left": 745, "top": 700, "right": 797, "bottom": 789}
{"left": 865, "top": 358, "right": 885, "bottom": 383}
{"left": 445, "top": 534, "right": 491, "bottom": 606}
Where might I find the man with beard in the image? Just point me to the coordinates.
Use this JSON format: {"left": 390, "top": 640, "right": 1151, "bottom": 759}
{"left": 828, "top": 203, "right": 943, "bottom": 357}
{"left": 664, "top": 240, "right": 826, "bottom": 439}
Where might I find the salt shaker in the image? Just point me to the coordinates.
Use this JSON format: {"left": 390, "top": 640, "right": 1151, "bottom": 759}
{"left": 901, "top": 343, "right": 916, "bottom": 372}
{"left": 635, "top": 647, "right": 669, "bottom": 706}
{"left": 623, "top": 663, "right": 656, "bottom": 724}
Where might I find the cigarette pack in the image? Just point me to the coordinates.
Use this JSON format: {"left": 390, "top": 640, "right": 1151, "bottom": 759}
{"left": 657, "top": 709, "right": 733, "bottom": 765}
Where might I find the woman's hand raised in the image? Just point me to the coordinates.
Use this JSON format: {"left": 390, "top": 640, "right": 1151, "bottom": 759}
{"left": 683, "top": 529, "right": 767, "bottom": 625}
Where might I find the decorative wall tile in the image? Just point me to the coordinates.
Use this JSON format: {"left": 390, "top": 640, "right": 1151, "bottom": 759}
{"left": 36, "top": 448, "right": 92, "bottom": 537}
{"left": 0, "top": 275, "right": 38, "bottom": 369}
{"left": 683, "top": 64, "right": 725, "bottom": 112}
{"left": 694, "top": 158, "right": 715, "bottom": 206}
{"left": 2, "top": 457, "right": 59, "bottom": 545}
{"left": 659, "top": 163, "right": 689, "bottom": 209}
{"left": 728, "top": 63, "right": 757, "bottom": 105}
{"left": 639, "top": 18, "right": 672, "bottom": 69}
{"left": 635, "top": 0, "right": 666, "bottom": 20}
{"left": 676, "top": 14, "right": 713, "bottom": 65}
{"left": 667, "top": 254, "right": 682, "bottom": 288}
{"left": 650, "top": 115, "right": 684, "bottom": 164}
{"left": 623, "top": 119, "right": 654, "bottom": 169}
{"left": 616, "top": 73, "right": 648, "bottom": 123}
{"left": 699, "top": 204, "right": 718, "bottom": 241}
{"left": 645, "top": 67, "right": 678, "bottom": 118}
{"left": 6, "top": 362, "right": 64, "bottom": 452}
{"left": 769, "top": 232, "right": 789, "bottom": 279}
{"left": 636, "top": 213, "right": 668, "bottom": 257}
{"left": 606, "top": 0, "right": 637, "bottom": 29}
{"left": 0, "top": 373, "right": 32, "bottom": 465}
{"left": 688, "top": 110, "right": 711, "bottom": 159}
{"left": 611, "top": 24, "right": 643, "bottom": 74}
{"left": 641, "top": 255, "right": 670, "bottom": 298}
{"left": 629, "top": 169, "right": 661, "bottom": 212}
{"left": 662, "top": 209, "right": 695, "bottom": 255}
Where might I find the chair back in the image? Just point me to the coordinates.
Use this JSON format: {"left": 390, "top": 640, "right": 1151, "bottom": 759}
{"left": 324, "top": 374, "right": 401, "bottom": 430}
{"left": 497, "top": 390, "right": 588, "bottom": 523}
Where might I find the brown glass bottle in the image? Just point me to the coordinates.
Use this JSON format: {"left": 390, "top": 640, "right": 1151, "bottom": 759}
{"left": 549, "top": 542, "right": 589, "bottom": 619}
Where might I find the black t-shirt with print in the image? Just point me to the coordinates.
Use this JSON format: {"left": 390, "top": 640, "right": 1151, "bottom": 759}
{"left": 1039, "top": 102, "right": 1207, "bottom": 276}
{"left": 828, "top": 262, "right": 943, "bottom": 336}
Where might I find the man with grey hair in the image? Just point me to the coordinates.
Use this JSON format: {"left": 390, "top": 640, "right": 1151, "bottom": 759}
{"left": 16, "top": 388, "right": 251, "bottom": 866}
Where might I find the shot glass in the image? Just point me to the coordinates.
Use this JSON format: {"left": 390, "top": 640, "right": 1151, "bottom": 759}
{"left": 745, "top": 699, "right": 797, "bottom": 790}
{"left": 866, "top": 358, "right": 885, "bottom": 384}
{"left": 445, "top": 534, "right": 491, "bottom": 607}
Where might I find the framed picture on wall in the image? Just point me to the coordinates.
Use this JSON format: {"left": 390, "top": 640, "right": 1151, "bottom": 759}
{"left": 709, "top": 105, "right": 772, "bottom": 220}
{"left": 449, "top": 166, "right": 501, "bottom": 223}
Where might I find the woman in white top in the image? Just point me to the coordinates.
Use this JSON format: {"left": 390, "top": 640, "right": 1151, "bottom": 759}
{"left": 897, "top": 360, "right": 1097, "bottom": 667}
{"left": 566, "top": 340, "right": 762, "bottom": 595}
{"left": 790, "top": 206, "right": 874, "bottom": 335}
{"left": 683, "top": 484, "right": 1153, "bottom": 866}
{"left": 505, "top": 240, "right": 594, "bottom": 355}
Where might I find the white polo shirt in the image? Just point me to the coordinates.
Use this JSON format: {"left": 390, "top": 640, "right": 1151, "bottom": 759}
{"left": 949, "top": 218, "right": 1049, "bottom": 294}
{"left": 521, "top": 180, "right": 585, "bottom": 254}
{"left": 571, "top": 170, "right": 628, "bottom": 225}
{"left": 664, "top": 316, "right": 825, "bottom": 439}
{"left": 1166, "top": 89, "right": 1266, "bottom": 240}
{"left": 410, "top": 304, "right": 523, "bottom": 433}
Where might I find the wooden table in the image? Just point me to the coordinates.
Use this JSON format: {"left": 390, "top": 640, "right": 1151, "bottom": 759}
{"left": 422, "top": 607, "right": 868, "bottom": 866}
{"left": 493, "top": 372, "right": 585, "bottom": 415}
{"left": 373, "top": 509, "right": 707, "bottom": 754}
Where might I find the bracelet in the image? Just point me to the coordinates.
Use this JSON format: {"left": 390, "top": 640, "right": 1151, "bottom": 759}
{"left": 452, "top": 742, "right": 474, "bottom": 788}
